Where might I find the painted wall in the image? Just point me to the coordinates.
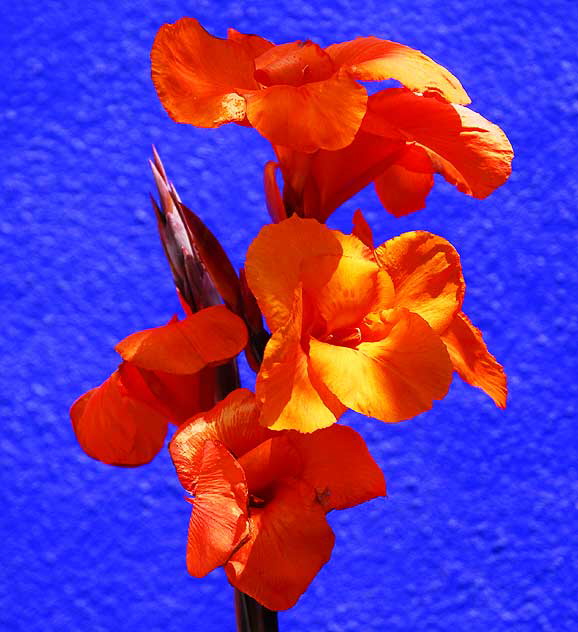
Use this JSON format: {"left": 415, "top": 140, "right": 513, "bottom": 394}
{"left": 2, "top": 1, "right": 577, "bottom": 630}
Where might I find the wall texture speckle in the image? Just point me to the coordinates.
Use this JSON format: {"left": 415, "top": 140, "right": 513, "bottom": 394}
{"left": 2, "top": 1, "right": 577, "bottom": 630}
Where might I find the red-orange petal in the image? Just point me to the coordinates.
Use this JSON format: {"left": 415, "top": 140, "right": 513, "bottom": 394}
{"left": 276, "top": 131, "right": 404, "bottom": 221}
{"left": 325, "top": 37, "right": 470, "bottom": 104}
{"left": 309, "top": 308, "right": 453, "bottom": 422}
{"left": 245, "top": 73, "right": 368, "bottom": 152}
{"left": 151, "top": 18, "right": 258, "bottom": 127}
{"left": 225, "top": 478, "right": 335, "bottom": 611}
{"left": 70, "top": 369, "right": 167, "bottom": 466}
{"left": 367, "top": 89, "right": 513, "bottom": 201}
{"left": 115, "top": 306, "right": 247, "bottom": 375}
{"left": 374, "top": 231, "right": 465, "bottom": 334}
{"left": 170, "top": 389, "right": 274, "bottom": 491}
{"left": 374, "top": 144, "right": 435, "bottom": 216}
{"left": 185, "top": 440, "right": 250, "bottom": 577}
{"left": 119, "top": 362, "right": 218, "bottom": 424}
{"left": 290, "top": 424, "right": 386, "bottom": 511}
{"left": 237, "top": 435, "right": 302, "bottom": 497}
{"left": 351, "top": 209, "right": 374, "bottom": 249}
{"left": 227, "top": 28, "right": 275, "bottom": 60}
{"left": 442, "top": 311, "right": 507, "bottom": 408}
{"left": 263, "top": 161, "right": 286, "bottom": 223}
{"left": 256, "top": 286, "right": 343, "bottom": 432}
{"left": 254, "top": 41, "right": 335, "bottom": 87}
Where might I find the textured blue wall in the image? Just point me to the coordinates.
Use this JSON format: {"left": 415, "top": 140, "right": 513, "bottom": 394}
{"left": 2, "top": 1, "right": 577, "bottom": 630}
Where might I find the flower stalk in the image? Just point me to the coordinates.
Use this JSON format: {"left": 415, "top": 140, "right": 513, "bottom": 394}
{"left": 235, "top": 590, "right": 279, "bottom": 632}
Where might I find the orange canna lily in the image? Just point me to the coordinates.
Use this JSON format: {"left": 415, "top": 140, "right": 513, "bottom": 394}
{"left": 70, "top": 305, "right": 248, "bottom": 466}
{"left": 266, "top": 88, "right": 513, "bottom": 222}
{"left": 169, "top": 388, "right": 386, "bottom": 611}
{"left": 245, "top": 215, "right": 506, "bottom": 432}
{"left": 151, "top": 18, "right": 470, "bottom": 153}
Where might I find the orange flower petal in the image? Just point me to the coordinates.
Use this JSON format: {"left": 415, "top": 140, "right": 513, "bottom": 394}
{"left": 263, "top": 161, "right": 286, "bottom": 222}
{"left": 184, "top": 440, "right": 250, "bottom": 577}
{"left": 225, "top": 478, "right": 335, "bottom": 611}
{"left": 254, "top": 41, "right": 334, "bottom": 87}
{"left": 300, "top": 247, "right": 393, "bottom": 334}
{"left": 309, "top": 308, "right": 453, "bottom": 422}
{"left": 245, "top": 73, "right": 367, "bottom": 152}
{"left": 227, "top": 28, "right": 275, "bottom": 60}
{"left": 290, "top": 424, "right": 386, "bottom": 511}
{"left": 245, "top": 216, "right": 343, "bottom": 330}
{"left": 256, "top": 286, "right": 343, "bottom": 432}
{"left": 115, "top": 306, "right": 247, "bottom": 375}
{"left": 170, "top": 389, "right": 274, "bottom": 491}
{"left": 374, "top": 231, "right": 465, "bottom": 334}
{"left": 238, "top": 436, "right": 302, "bottom": 496}
{"left": 325, "top": 37, "right": 470, "bottom": 104}
{"left": 70, "top": 370, "right": 167, "bottom": 466}
{"left": 119, "top": 362, "right": 218, "bottom": 424}
{"left": 276, "top": 131, "right": 404, "bottom": 221}
{"left": 374, "top": 144, "right": 435, "bottom": 216}
{"left": 367, "top": 89, "right": 513, "bottom": 201}
{"left": 151, "top": 18, "right": 257, "bottom": 127}
{"left": 442, "top": 312, "right": 507, "bottom": 408}
{"left": 351, "top": 209, "right": 374, "bottom": 249}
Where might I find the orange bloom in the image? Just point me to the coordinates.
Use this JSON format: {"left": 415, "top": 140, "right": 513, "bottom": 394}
{"left": 151, "top": 18, "right": 470, "bottom": 153}
{"left": 70, "top": 305, "right": 247, "bottom": 466}
{"left": 267, "top": 88, "right": 513, "bottom": 221}
{"left": 169, "top": 388, "right": 386, "bottom": 610}
{"left": 245, "top": 215, "right": 506, "bottom": 432}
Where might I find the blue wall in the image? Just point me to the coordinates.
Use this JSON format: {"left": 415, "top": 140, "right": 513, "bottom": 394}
{"left": 2, "top": 1, "right": 577, "bottom": 630}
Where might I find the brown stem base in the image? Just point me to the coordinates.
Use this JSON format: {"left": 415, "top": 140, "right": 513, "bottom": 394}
{"left": 235, "top": 590, "right": 279, "bottom": 632}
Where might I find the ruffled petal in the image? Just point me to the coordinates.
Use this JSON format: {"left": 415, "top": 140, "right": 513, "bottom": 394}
{"left": 442, "top": 312, "right": 507, "bottom": 408}
{"left": 70, "top": 369, "right": 167, "bottom": 466}
{"left": 300, "top": 247, "right": 390, "bottom": 335}
{"left": 290, "top": 424, "right": 386, "bottom": 511}
{"left": 309, "top": 308, "right": 453, "bottom": 422}
{"left": 367, "top": 89, "right": 513, "bottom": 202}
{"left": 374, "top": 144, "right": 434, "bottom": 216}
{"left": 256, "top": 286, "right": 343, "bottom": 432}
{"left": 245, "top": 73, "right": 367, "bottom": 152}
{"left": 325, "top": 36, "right": 470, "bottom": 104}
{"left": 254, "top": 41, "right": 334, "bottom": 87}
{"left": 225, "top": 478, "right": 334, "bottom": 611}
{"left": 151, "top": 18, "right": 257, "bottom": 127}
{"left": 170, "top": 389, "right": 273, "bottom": 491}
{"left": 245, "top": 216, "right": 343, "bottom": 330}
{"left": 374, "top": 231, "right": 465, "bottom": 334}
{"left": 185, "top": 440, "right": 250, "bottom": 577}
{"left": 115, "top": 306, "right": 247, "bottom": 375}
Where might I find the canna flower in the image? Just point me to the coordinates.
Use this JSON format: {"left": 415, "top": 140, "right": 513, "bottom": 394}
{"left": 266, "top": 88, "right": 513, "bottom": 222}
{"left": 71, "top": 150, "right": 251, "bottom": 467}
{"left": 169, "top": 388, "right": 386, "bottom": 610}
{"left": 70, "top": 304, "right": 248, "bottom": 466}
{"left": 151, "top": 18, "right": 470, "bottom": 153}
{"left": 245, "top": 215, "right": 506, "bottom": 432}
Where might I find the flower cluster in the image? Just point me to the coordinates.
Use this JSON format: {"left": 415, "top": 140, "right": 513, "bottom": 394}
{"left": 72, "top": 17, "right": 511, "bottom": 614}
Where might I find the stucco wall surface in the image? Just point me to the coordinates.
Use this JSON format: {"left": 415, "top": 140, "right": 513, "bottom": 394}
{"left": 1, "top": 1, "right": 577, "bottom": 630}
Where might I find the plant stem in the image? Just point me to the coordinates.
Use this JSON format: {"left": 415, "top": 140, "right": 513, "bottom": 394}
{"left": 235, "top": 589, "right": 279, "bottom": 632}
